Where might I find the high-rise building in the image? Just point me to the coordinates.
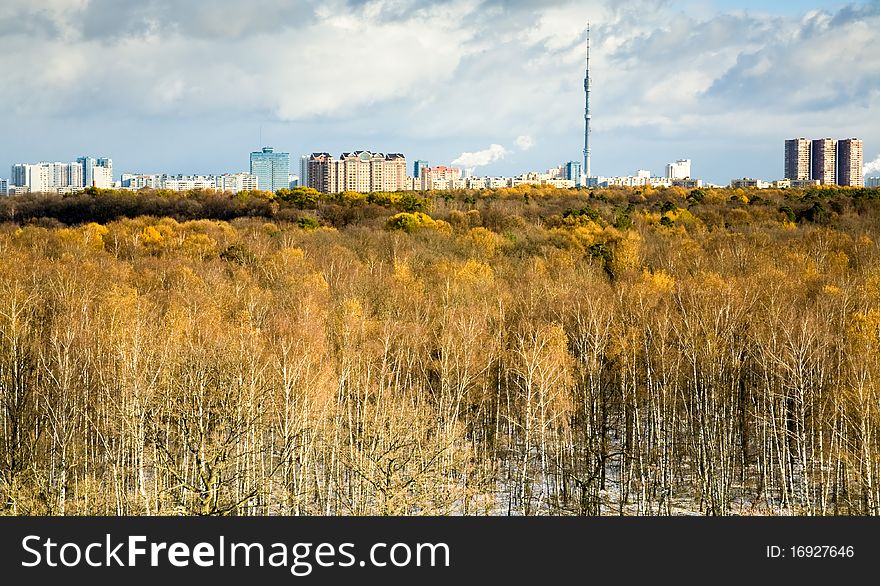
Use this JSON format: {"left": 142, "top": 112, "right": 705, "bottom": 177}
{"left": 867, "top": 177, "right": 880, "bottom": 188}
{"left": 11, "top": 164, "right": 32, "bottom": 189}
{"left": 250, "top": 147, "right": 290, "bottom": 192}
{"left": 784, "top": 138, "right": 811, "bottom": 180}
{"left": 11, "top": 163, "right": 49, "bottom": 192}
{"left": 47, "top": 162, "right": 66, "bottom": 187}
{"left": 307, "top": 151, "right": 407, "bottom": 193}
{"left": 307, "top": 153, "right": 334, "bottom": 193}
{"left": 71, "top": 157, "right": 113, "bottom": 189}
{"left": 838, "top": 138, "right": 864, "bottom": 187}
{"left": 0, "top": 179, "right": 7, "bottom": 196}
{"left": 10, "top": 164, "right": 26, "bottom": 188}
{"left": 92, "top": 166, "right": 113, "bottom": 188}
{"left": 413, "top": 160, "right": 429, "bottom": 179}
{"left": 68, "top": 162, "right": 84, "bottom": 188}
{"left": 299, "top": 155, "right": 309, "bottom": 190}
{"left": 665, "top": 159, "right": 691, "bottom": 180}
{"left": 76, "top": 157, "right": 113, "bottom": 188}
{"left": 11, "top": 159, "right": 102, "bottom": 192}
{"left": 811, "top": 138, "right": 837, "bottom": 185}
{"left": 420, "top": 166, "right": 462, "bottom": 190}
{"left": 564, "top": 161, "right": 582, "bottom": 183}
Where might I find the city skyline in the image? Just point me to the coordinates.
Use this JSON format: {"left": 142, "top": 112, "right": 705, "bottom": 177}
{"left": 0, "top": 1, "right": 878, "bottom": 185}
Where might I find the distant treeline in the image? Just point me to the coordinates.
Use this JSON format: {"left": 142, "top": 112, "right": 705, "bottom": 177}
{"left": 0, "top": 186, "right": 428, "bottom": 226}
{"left": 2, "top": 184, "right": 879, "bottom": 230}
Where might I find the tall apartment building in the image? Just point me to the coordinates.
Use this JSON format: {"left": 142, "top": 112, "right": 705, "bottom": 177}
{"left": 12, "top": 163, "right": 60, "bottom": 191}
{"left": 811, "top": 138, "right": 837, "bottom": 185}
{"left": 0, "top": 179, "right": 7, "bottom": 196}
{"left": 45, "top": 162, "right": 85, "bottom": 188}
{"left": 421, "top": 166, "right": 462, "bottom": 190}
{"left": 77, "top": 157, "right": 113, "bottom": 188}
{"left": 250, "top": 147, "right": 290, "bottom": 192}
{"left": 11, "top": 164, "right": 45, "bottom": 192}
{"left": 307, "top": 151, "right": 407, "bottom": 193}
{"left": 838, "top": 138, "right": 864, "bottom": 187}
{"left": 413, "top": 160, "right": 429, "bottom": 179}
{"left": 68, "top": 162, "right": 84, "bottom": 188}
{"left": 784, "top": 138, "right": 811, "bottom": 180}
{"left": 299, "top": 155, "right": 309, "bottom": 189}
{"left": 11, "top": 156, "right": 111, "bottom": 192}
{"left": 306, "top": 153, "right": 334, "bottom": 193}
{"left": 48, "top": 162, "right": 66, "bottom": 187}
{"left": 665, "top": 159, "right": 691, "bottom": 180}
{"left": 564, "top": 161, "right": 582, "bottom": 182}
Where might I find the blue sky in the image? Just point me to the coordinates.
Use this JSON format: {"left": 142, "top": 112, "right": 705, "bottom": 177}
{"left": 0, "top": 0, "right": 878, "bottom": 185}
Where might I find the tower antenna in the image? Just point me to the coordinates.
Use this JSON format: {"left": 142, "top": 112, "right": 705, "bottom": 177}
{"left": 583, "top": 22, "right": 592, "bottom": 184}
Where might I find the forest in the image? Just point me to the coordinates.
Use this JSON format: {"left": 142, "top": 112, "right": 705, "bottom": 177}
{"left": 1, "top": 182, "right": 880, "bottom": 516}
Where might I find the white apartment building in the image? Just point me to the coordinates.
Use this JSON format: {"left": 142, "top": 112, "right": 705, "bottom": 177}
{"left": 121, "top": 174, "right": 161, "bottom": 190}
{"left": 77, "top": 157, "right": 113, "bottom": 188}
{"left": 12, "top": 158, "right": 109, "bottom": 192}
{"left": 11, "top": 164, "right": 47, "bottom": 192}
{"left": 162, "top": 176, "right": 218, "bottom": 191}
{"left": 773, "top": 179, "right": 820, "bottom": 189}
{"left": 597, "top": 174, "right": 655, "bottom": 188}
{"left": 91, "top": 166, "right": 113, "bottom": 189}
{"left": 217, "top": 173, "right": 258, "bottom": 193}
{"left": 120, "top": 172, "right": 257, "bottom": 193}
{"left": 730, "top": 178, "right": 771, "bottom": 189}
{"left": 420, "top": 166, "right": 462, "bottom": 190}
{"left": 593, "top": 169, "right": 699, "bottom": 189}
{"left": 665, "top": 159, "right": 691, "bottom": 180}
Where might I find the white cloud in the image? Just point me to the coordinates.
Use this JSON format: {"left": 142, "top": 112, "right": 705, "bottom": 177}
{"left": 0, "top": 0, "right": 482, "bottom": 121}
{"left": 515, "top": 135, "right": 535, "bottom": 151}
{"left": 865, "top": 155, "right": 880, "bottom": 177}
{"left": 451, "top": 144, "right": 508, "bottom": 168}
{"left": 0, "top": 0, "right": 879, "bottom": 184}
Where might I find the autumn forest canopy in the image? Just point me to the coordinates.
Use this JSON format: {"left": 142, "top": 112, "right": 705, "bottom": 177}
{"left": 2, "top": 183, "right": 880, "bottom": 515}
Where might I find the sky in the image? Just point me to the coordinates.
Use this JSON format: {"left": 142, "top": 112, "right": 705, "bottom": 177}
{"left": 0, "top": 0, "right": 878, "bottom": 185}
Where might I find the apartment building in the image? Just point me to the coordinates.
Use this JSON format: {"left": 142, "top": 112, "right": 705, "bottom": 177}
{"left": 307, "top": 151, "right": 407, "bottom": 193}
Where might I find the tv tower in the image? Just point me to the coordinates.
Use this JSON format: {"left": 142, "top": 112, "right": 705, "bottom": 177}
{"left": 583, "top": 22, "right": 592, "bottom": 183}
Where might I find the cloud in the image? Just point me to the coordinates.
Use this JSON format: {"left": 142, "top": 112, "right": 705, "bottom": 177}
{"left": 0, "top": 0, "right": 482, "bottom": 121}
{"left": 515, "top": 135, "right": 535, "bottom": 151}
{"left": 451, "top": 144, "right": 508, "bottom": 168}
{"left": 0, "top": 0, "right": 878, "bottom": 184}
{"left": 702, "top": 5, "right": 880, "bottom": 113}
{"left": 865, "top": 155, "right": 880, "bottom": 177}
